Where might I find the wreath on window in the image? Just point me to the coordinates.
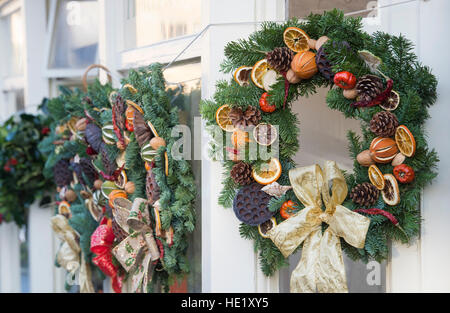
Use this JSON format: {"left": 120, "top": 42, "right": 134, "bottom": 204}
{"left": 200, "top": 10, "right": 438, "bottom": 292}
{"left": 39, "top": 64, "right": 196, "bottom": 293}
{"left": 0, "top": 111, "right": 53, "bottom": 227}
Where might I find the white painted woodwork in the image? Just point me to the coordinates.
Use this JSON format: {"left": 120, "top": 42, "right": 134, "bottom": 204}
{"left": 0, "top": 222, "right": 21, "bottom": 292}
{"left": 201, "top": 0, "right": 284, "bottom": 293}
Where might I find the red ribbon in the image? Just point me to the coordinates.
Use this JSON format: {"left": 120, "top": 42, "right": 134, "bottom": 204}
{"left": 90, "top": 219, "right": 122, "bottom": 293}
{"left": 99, "top": 164, "right": 125, "bottom": 181}
{"left": 351, "top": 79, "right": 393, "bottom": 108}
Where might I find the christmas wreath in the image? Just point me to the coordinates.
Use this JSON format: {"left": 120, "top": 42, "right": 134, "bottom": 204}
{"left": 200, "top": 10, "right": 438, "bottom": 292}
{"left": 0, "top": 110, "right": 53, "bottom": 226}
{"left": 39, "top": 63, "right": 196, "bottom": 293}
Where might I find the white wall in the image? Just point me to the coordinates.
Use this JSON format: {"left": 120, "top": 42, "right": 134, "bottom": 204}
{"left": 201, "top": 0, "right": 285, "bottom": 292}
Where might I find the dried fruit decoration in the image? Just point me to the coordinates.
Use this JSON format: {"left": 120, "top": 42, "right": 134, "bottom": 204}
{"left": 382, "top": 174, "right": 400, "bottom": 206}
{"left": 280, "top": 200, "right": 298, "bottom": 219}
{"left": 259, "top": 92, "right": 276, "bottom": 113}
{"left": 334, "top": 71, "right": 357, "bottom": 89}
{"left": 393, "top": 164, "right": 415, "bottom": 183}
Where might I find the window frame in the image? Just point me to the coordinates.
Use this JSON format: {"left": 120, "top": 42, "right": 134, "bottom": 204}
{"left": 43, "top": 0, "right": 100, "bottom": 79}
{"left": 113, "top": 0, "right": 202, "bottom": 71}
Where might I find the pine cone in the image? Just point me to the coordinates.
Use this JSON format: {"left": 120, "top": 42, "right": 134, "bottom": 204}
{"left": 100, "top": 145, "right": 115, "bottom": 176}
{"left": 112, "top": 218, "right": 128, "bottom": 242}
{"left": 146, "top": 168, "right": 160, "bottom": 205}
{"left": 315, "top": 46, "right": 334, "bottom": 81}
{"left": 231, "top": 162, "right": 253, "bottom": 185}
{"left": 369, "top": 111, "right": 399, "bottom": 137}
{"left": 350, "top": 182, "right": 380, "bottom": 207}
{"left": 112, "top": 94, "right": 126, "bottom": 131}
{"left": 80, "top": 157, "right": 98, "bottom": 185}
{"left": 266, "top": 47, "right": 294, "bottom": 73}
{"left": 230, "top": 106, "right": 261, "bottom": 129}
{"left": 133, "top": 110, "right": 153, "bottom": 147}
{"left": 54, "top": 159, "right": 73, "bottom": 187}
{"left": 356, "top": 75, "right": 384, "bottom": 102}
{"left": 85, "top": 123, "right": 103, "bottom": 153}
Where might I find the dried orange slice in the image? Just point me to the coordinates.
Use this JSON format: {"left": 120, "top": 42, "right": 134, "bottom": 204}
{"left": 380, "top": 90, "right": 400, "bottom": 111}
{"left": 231, "top": 130, "right": 250, "bottom": 147}
{"left": 252, "top": 157, "right": 282, "bottom": 185}
{"left": 251, "top": 59, "right": 270, "bottom": 89}
{"left": 283, "top": 27, "right": 310, "bottom": 53}
{"left": 125, "top": 99, "right": 144, "bottom": 115}
{"left": 395, "top": 125, "right": 416, "bottom": 157}
{"left": 233, "top": 66, "right": 252, "bottom": 86}
{"left": 368, "top": 165, "right": 385, "bottom": 190}
{"left": 146, "top": 120, "right": 159, "bottom": 137}
{"left": 114, "top": 170, "right": 128, "bottom": 189}
{"left": 382, "top": 174, "right": 400, "bottom": 206}
{"left": 154, "top": 206, "right": 162, "bottom": 235}
{"left": 58, "top": 201, "right": 72, "bottom": 218}
{"left": 215, "top": 104, "right": 235, "bottom": 132}
{"left": 123, "top": 83, "right": 138, "bottom": 94}
{"left": 258, "top": 217, "right": 277, "bottom": 238}
{"left": 164, "top": 151, "right": 169, "bottom": 176}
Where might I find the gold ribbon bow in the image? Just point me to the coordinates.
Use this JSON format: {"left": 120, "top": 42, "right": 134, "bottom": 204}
{"left": 112, "top": 198, "right": 160, "bottom": 293}
{"left": 267, "top": 161, "right": 370, "bottom": 293}
{"left": 51, "top": 214, "right": 94, "bottom": 293}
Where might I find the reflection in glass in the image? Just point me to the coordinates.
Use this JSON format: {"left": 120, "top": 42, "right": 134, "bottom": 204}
{"left": 49, "top": 0, "right": 99, "bottom": 69}
{"left": 164, "top": 59, "right": 201, "bottom": 292}
{"left": 123, "top": 0, "right": 201, "bottom": 49}
{"left": 0, "top": 9, "right": 24, "bottom": 76}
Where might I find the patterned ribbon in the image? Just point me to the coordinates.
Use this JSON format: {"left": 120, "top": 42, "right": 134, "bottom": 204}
{"left": 51, "top": 214, "right": 94, "bottom": 293}
{"left": 267, "top": 161, "right": 370, "bottom": 293}
{"left": 112, "top": 198, "right": 160, "bottom": 293}
{"left": 90, "top": 219, "right": 122, "bottom": 293}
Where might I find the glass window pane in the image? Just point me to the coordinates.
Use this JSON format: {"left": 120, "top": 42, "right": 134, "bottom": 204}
{"left": 164, "top": 60, "right": 201, "bottom": 292}
{"left": 288, "top": 0, "right": 374, "bottom": 18}
{"left": 0, "top": 9, "right": 24, "bottom": 76}
{"left": 123, "top": 0, "right": 201, "bottom": 50}
{"left": 49, "top": 0, "right": 99, "bottom": 69}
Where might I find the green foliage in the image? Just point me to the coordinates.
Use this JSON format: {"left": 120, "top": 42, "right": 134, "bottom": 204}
{"left": 200, "top": 10, "right": 438, "bottom": 276}
{"left": 0, "top": 111, "right": 53, "bottom": 226}
{"left": 116, "top": 63, "right": 197, "bottom": 289}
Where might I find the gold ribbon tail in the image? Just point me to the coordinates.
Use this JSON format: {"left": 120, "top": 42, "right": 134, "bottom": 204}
{"left": 267, "top": 161, "right": 370, "bottom": 293}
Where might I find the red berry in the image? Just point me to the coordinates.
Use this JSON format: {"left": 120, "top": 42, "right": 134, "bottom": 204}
{"left": 3, "top": 165, "right": 11, "bottom": 172}
{"left": 10, "top": 158, "right": 18, "bottom": 166}
{"left": 86, "top": 146, "right": 97, "bottom": 155}
{"left": 41, "top": 127, "right": 50, "bottom": 135}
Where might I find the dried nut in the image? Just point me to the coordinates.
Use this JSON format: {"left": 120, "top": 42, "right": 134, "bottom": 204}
{"left": 94, "top": 179, "right": 103, "bottom": 190}
{"left": 150, "top": 137, "right": 166, "bottom": 150}
{"left": 315, "top": 36, "right": 329, "bottom": 50}
{"left": 286, "top": 69, "right": 301, "bottom": 84}
{"left": 356, "top": 150, "right": 375, "bottom": 167}
{"left": 391, "top": 153, "right": 406, "bottom": 167}
{"left": 308, "top": 38, "right": 317, "bottom": 50}
{"left": 125, "top": 181, "right": 135, "bottom": 194}
{"left": 65, "top": 189, "right": 77, "bottom": 202}
{"left": 75, "top": 118, "right": 87, "bottom": 131}
{"left": 343, "top": 88, "right": 358, "bottom": 99}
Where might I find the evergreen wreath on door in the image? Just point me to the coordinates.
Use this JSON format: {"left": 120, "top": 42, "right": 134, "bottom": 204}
{"left": 39, "top": 64, "right": 197, "bottom": 293}
{"left": 200, "top": 9, "right": 438, "bottom": 292}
